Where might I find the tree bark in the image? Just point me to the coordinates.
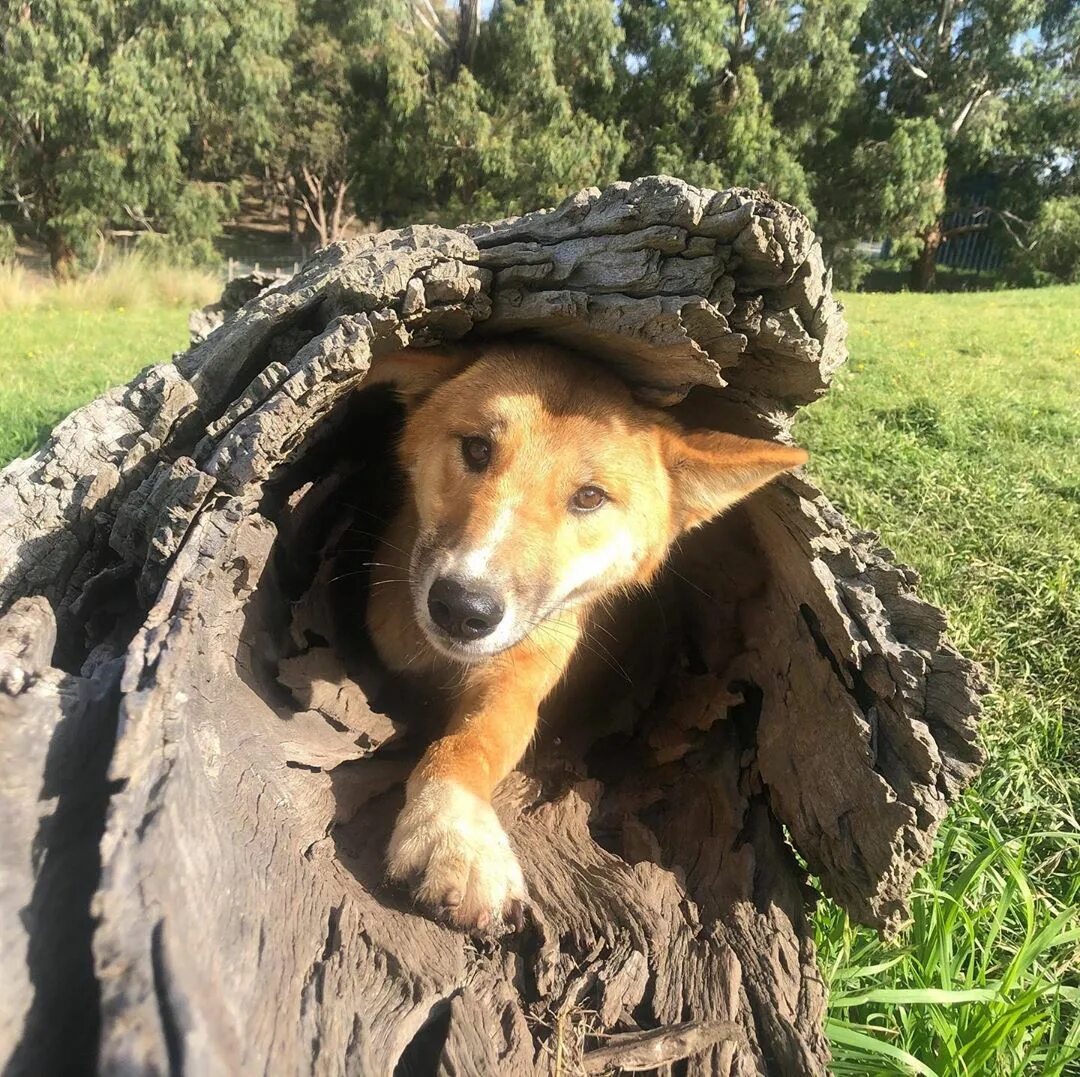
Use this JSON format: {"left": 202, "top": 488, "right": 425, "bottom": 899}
{"left": 910, "top": 169, "right": 949, "bottom": 292}
{"left": 285, "top": 172, "right": 301, "bottom": 245}
{"left": 911, "top": 222, "right": 942, "bottom": 291}
{"left": 0, "top": 177, "right": 986, "bottom": 1076}
{"left": 46, "top": 225, "right": 77, "bottom": 279}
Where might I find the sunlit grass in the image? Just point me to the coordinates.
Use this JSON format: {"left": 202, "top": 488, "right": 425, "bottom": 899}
{"left": 799, "top": 287, "right": 1080, "bottom": 1075}
{"left": 0, "top": 271, "right": 1077, "bottom": 1073}
{"left": 0, "top": 254, "right": 219, "bottom": 464}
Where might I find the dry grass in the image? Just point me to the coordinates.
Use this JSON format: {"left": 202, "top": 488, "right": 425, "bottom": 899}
{"left": 0, "top": 255, "right": 220, "bottom": 314}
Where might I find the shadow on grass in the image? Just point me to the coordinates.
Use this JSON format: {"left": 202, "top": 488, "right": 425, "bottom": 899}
{"left": 858, "top": 265, "right": 1010, "bottom": 294}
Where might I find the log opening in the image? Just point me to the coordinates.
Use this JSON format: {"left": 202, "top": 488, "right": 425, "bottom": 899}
{"left": 0, "top": 177, "right": 986, "bottom": 1076}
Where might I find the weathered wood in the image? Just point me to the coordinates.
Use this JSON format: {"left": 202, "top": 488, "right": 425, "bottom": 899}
{"left": 0, "top": 597, "right": 121, "bottom": 1077}
{"left": 581, "top": 1020, "right": 747, "bottom": 1073}
{"left": 0, "top": 176, "right": 986, "bottom": 1075}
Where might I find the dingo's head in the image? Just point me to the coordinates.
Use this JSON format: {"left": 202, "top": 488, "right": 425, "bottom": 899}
{"left": 370, "top": 342, "right": 806, "bottom": 662}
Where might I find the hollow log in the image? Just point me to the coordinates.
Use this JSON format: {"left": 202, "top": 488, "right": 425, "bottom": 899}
{"left": 0, "top": 177, "right": 986, "bottom": 1076}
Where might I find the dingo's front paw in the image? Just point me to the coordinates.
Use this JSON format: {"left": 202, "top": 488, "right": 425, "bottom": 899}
{"left": 387, "top": 779, "right": 527, "bottom": 933}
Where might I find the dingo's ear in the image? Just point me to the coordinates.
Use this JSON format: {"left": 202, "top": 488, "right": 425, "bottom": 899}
{"left": 362, "top": 347, "right": 472, "bottom": 408}
{"left": 664, "top": 429, "right": 807, "bottom": 532}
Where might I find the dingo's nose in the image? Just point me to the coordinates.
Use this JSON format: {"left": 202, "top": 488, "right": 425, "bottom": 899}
{"left": 427, "top": 577, "right": 505, "bottom": 641}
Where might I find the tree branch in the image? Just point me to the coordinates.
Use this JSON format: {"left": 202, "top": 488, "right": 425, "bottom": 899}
{"left": 885, "top": 22, "right": 930, "bottom": 80}
{"left": 411, "top": 0, "right": 453, "bottom": 51}
{"left": 949, "top": 82, "right": 991, "bottom": 138}
{"left": 941, "top": 221, "right": 988, "bottom": 239}
{"left": 455, "top": 0, "right": 480, "bottom": 70}
{"left": 736, "top": 0, "right": 749, "bottom": 49}
{"left": 122, "top": 204, "right": 159, "bottom": 235}
{"left": 329, "top": 177, "right": 353, "bottom": 243}
{"left": 936, "top": 0, "right": 954, "bottom": 45}
{"left": 297, "top": 167, "right": 330, "bottom": 248}
{"left": 1, "top": 186, "right": 35, "bottom": 222}
{"left": 997, "top": 209, "right": 1034, "bottom": 251}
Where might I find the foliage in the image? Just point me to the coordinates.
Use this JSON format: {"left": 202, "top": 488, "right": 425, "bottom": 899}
{"left": 135, "top": 182, "right": 240, "bottom": 267}
{"left": 822, "top": 0, "right": 1080, "bottom": 289}
{"left": 828, "top": 245, "right": 875, "bottom": 291}
{"left": 816, "top": 118, "right": 948, "bottom": 260}
{"left": 2, "top": 0, "right": 1075, "bottom": 290}
{"left": 0, "top": 1, "right": 293, "bottom": 275}
{"left": 266, "top": 1, "right": 358, "bottom": 246}
{"left": 800, "top": 287, "right": 1080, "bottom": 1073}
{"left": 1024, "top": 196, "right": 1080, "bottom": 284}
{"left": 345, "top": 0, "right": 626, "bottom": 225}
{"left": 619, "top": 0, "right": 867, "bottom": 213}
{"left": 328, "top": 0, "right": 1075, "bottom": 290}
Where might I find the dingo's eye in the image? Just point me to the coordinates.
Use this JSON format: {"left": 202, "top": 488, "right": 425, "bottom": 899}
{"left": 571, "top": 485, "right": 607, "bottom": 512}
{"left": 461, "top": 435, "right": 491, "bottom": 472}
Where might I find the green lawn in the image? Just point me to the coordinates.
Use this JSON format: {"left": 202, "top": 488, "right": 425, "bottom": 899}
{"left": 0, "top": 306, "right": 190, "bottom": 464}
{"left": 799, "top": 287, "right": 1080, "bottom": 1076}
{"left": 1, "top": 286, "right": 1077, "bottom": 1074}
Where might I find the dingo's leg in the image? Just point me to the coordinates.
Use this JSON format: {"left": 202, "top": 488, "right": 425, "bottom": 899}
{"left": 387, "top": 620, "right": 579, "bottom": 931}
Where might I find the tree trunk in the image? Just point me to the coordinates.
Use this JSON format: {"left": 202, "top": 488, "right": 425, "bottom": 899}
{"left": 910, "top": 169, "right": 949, "bottom": 292}
{"left": 46, "top": 226, "right": 77, "bottom": 280}
{"left": 911, "top": 222, "right": 942, "bottom": 291}
{"left": 328, "top": 178, "right": 353, "bottom": 245}
{"left": 0, "top": 177, "right": 986, "bottom": 1076}
{"left": 455, "top": 0, "right": 480, "bottom": 71}
{"left": 286, "top": 172, "right": 300, "bottom": 245}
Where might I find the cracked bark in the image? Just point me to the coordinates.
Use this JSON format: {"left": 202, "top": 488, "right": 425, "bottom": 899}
{"left": 0, "top": 177, "right": 986, "bottom": 1076}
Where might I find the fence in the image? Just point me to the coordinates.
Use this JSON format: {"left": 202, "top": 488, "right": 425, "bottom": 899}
{"left": 935, "top": 207, "right": 1005, "bottom": 272}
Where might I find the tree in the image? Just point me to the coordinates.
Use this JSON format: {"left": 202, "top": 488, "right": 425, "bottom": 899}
{"left": 811, "top": 115, "right": 949, "bottom": 285}
{"left": 270, "top": 1, "right": 359, "bottom": 248}
{"left": 0, "top": 1, "right": 294, "bottom": 276}
{"left": 341, "top": 0, "right": 872, "bottom": 234}
{"left": 346, "top": 0, "right": 626, "bottom": 225}
{"left": 831, "top": 0, "right": 1080, "bottom": 290}
{"left": 617, "top": 0, "right": 868, "bottom": 213}
{"left": 1024, "top": 195, "right": 1080, "bottom": 282}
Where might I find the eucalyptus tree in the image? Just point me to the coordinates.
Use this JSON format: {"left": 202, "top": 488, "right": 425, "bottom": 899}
{"left": 831, "top": 0, "right": 1079, "bottom": 289}
{"left": 0, "top": 1, "right": 294, "bottom": 275}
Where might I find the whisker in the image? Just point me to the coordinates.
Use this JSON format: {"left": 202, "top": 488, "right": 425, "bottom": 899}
{"left": 335, "top": 529, "right": 411, "bottom": 557}
{"left": 527, "top": 634, "right": 567, "bottom": 681}
{"left": 586, "top": 618, "right": 619, "bottom": 644}
{"left": 329, "top": 571, "right": 409, "bottom": 585}
{"left": 521, "top": 608, "right": 632, "bottom": 686}
{"left": 575, "top": 637, "right": 631, "bottom": 683}
{"left": 338, "top": 501, "right": 397, "bottom": 524}
{"left": 538, "top": 615, "right": 632, "bottom": 684}
{"left": 665, "top": 565, "right": 711, "bottom": 599}
{"left": 329, "top": 570, "right": 369, "bottom": 583}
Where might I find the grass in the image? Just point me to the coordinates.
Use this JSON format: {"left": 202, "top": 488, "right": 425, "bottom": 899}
{"left": 798, "top": 286, "right": 1080, "bottom": 1075}
{"left": 0, "top": 269, "right": 1077, "bottom": 1073}
{"left": 0, "top": 257, "right": 219, "bottom": 314}
{"left": 0, "top": 258, "right": 217, "bottom": 463}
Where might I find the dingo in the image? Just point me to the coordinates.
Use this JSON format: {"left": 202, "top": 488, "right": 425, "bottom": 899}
{"left": 362, "top": 340, "right": 806, "bottom": 931}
